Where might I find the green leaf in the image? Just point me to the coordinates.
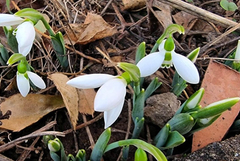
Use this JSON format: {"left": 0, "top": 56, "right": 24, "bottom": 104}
{"left": 135, "top": 42, "right": 146, "bottom": 64}
{"left": 7, "top": 53, "right": 25, "bottom": 65}
{"left": 171, "top": 72, "right": 187, "bottom": 96}
{"left": 90, "top": 128, "right": 111, "bottom": 161}
{"left": 168, "top": 113, "right": 195, "bottom": 135}
{"left": 75, "top": 149, "right": 86, "bottom": 161}
{"left": 144, "top": 77, "right": 162, "bottom": 100}
{"left": 6, "top": 0, "right": 12, "bottom": 13}
{"left": 135, "top": 148, "right": 147, "bottom": 161}
{"left": 15, "top": 8, "right": 43, "bottom": 24}
{"left": 51, "top": 32, "right": 68, "bottom": 68}
{"left": 220, "top": 0, "right": 238, "bottom": 11}
{"left": 50, "top": 151, "right": 61, "bottom": 161}
{"left": 187, "top": 47, "right": 200, "bottom": 63}
{"left": 105, "top": 139, "right": 167, "bottom": 161}
{"left": 118, "top": 62, "right": 140, "bottom": 82}
{"left": 162, "top": 131, "right": 185, "bottom": 149}
{"left": 132, "top": 117, "right": 145, "bottom": 139}
{"left": 154, "top": 124, "right": 170, "bottom": 148}
{"left": 132, "top": 89, "right": 145, "bottom": 120}
{"left": 191, "top": 97, "right": 240, "bottom": 119}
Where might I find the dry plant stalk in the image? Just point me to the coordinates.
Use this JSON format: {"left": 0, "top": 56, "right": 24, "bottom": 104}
{"left": 122, "top": 0, "right": 146, "bottom": 10}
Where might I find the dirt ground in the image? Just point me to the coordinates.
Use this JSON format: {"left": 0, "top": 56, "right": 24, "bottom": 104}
{"left": 0, "top": 0, "right": 240, "bottom": 160}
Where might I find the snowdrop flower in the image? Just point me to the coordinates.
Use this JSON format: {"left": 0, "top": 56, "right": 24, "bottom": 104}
{"left": 0, "top": 13, "right": 35, "bottom": 56}
{"left": 67, "top": 74, "right": 127, "bottom": 128}
{"left": 17, "top": 61, "right": 46, "bottom": 97}
{"left": 15, "top": 21, "right": 35, "bottom": 56}
{"left": 137, "top": 36, "right": 199, "bottom": 84}
{"left": 0, "top": 14, "right": 24, "bottom": 26}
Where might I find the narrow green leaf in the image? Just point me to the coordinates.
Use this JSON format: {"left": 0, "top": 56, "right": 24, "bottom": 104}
{"left": 132, "top": 117, "right": 145, "bottom": 139}
{"left": 154, "top": 124, "right": 170, "bottom": 148}
{"left": 6, "top": 0, "right": 12, "bottom": 13}
{"left": 145, "top": 77, "right": 162, "bottom": 100}
{"left": 135, "top": 42, "right": 146, "bottom": 64}
{"left": 105, "top": 139, "right": 167, "bottom": 161}
{"left": 90, "top": 128, "right": 111, "bottom": 161}
{"left": 132, "top": 89, "right": 145, "bottom": 120}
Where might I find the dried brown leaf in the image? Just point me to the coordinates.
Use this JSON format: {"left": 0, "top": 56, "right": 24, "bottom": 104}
{"left": 0, "top": 94, "right": 64, "bottom": 131}
{"left": 48, "top": 73, "right": 79, "bottom": 130}
{"left": 65, "top": 13, "right": 117, "bottom": 45}
{"left": 78, "top": 89, "right": 95, "bottom": 116}
{"left": 152, "top": 0, "right": 173, "bottom": 29}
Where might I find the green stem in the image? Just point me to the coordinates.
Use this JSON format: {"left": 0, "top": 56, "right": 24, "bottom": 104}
{"left": 41, "top": 17, "right": 55, "bottom": 36}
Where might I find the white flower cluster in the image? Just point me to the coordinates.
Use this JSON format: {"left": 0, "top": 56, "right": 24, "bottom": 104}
{"left": 0, "top": 14, "right": 46, "bottom": 97}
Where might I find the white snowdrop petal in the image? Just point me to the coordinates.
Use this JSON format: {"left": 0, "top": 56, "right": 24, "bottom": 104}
{"left": 27, "top": 71, "right": 46, "bottom": 89}
{"left": 104, "top": 98, "right": 124, "bottom": 128}
{"left": 16, "top": 21, "right": 35, "bottom": 56}
{"left": 17, "top": 72, "right": 30, "bottom": 97}
{"left": 0, "top": 14, "right": 24, "bottom": 26}
{"left": 67, "top": 74, "right": 115, "bottom": 89}
{"left": 172, "top": 52, "right": 200, "bottom": 84}
{"left": 137, "top": 52, "right": 165, "bottom": 77}
{"left": 94, "top": 78, "right": 126, "bottom": 111}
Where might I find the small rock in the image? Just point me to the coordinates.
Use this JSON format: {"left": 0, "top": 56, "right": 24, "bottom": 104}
{"left": 144, "top": 92, "right": 180, "bottom": 128}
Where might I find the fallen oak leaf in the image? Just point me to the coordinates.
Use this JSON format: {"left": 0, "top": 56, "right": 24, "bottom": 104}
{"left": 64, "top": 13, "right": 117, "bottom": 45}
{"left": 0, "top": 94, "right": 64, "bottom": 132}
{"left": 48, "top": 73, "right": 79, "bottom": 130}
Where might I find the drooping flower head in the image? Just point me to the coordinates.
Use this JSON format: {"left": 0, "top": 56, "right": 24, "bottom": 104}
{"left": 67, "top": 74, "right": 127, "bottom": 128}
{"left": 67, "top": 62, "right": 140, "bottom": 128}
{"left": 137, "top": 36, "right": 200, "bottom": 84}
{"left": 0, "top": 13, "right": 36, "bottom": 56}
{"left": 17, "top": 61, "right": 46, "bottom": 97}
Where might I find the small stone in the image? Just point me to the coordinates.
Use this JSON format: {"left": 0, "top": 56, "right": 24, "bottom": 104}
{"left": 144, "top": 92, "right": 180, "bottom": 128}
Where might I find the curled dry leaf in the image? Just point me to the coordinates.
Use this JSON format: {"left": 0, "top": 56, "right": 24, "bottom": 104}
{"left": 0, "top": 94, "right": 64, "bottom": 132}
{"left": 64, "top": 13, "right": 117, "bottom": 45}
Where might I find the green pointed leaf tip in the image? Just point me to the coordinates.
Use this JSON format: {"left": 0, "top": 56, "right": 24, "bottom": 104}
{"left": 187, "top": 47, "right": 200, "bottom": 63}
{"left": 7, "top": 53, "right": 25, "bottom": 65}
{"left": 90, "top": 128, "right": 111, "bottom": 161}
{"left": 154, "top": 123, "right": 170, "bottom": 148}
{"left": 135, "top": 42, "right": 146, "bottom": 64}
{"left": 118, "top": 62, "right": 140, "bottom": 82}
{"left": 135, "top": 148, "right": 147, "bottom": 161}
{"left": 163, "top": 131, "right": 185, "bottom": 149}
{"left": 164, "top": 36, "right": 174, "bottom": 51}
{"left": 191, "top": 97, "right": 240, "bottom": 119}
{"left": 183, "top": 88, "right": 204, "bottom": 111}
{"left": 15, "top": 8, "right": 43, "bottom": 24}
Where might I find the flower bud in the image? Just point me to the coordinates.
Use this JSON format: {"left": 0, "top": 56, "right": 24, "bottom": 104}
{"left": 135, "top": 148, "right": 147, "bottom": 161}
{"left": 48, "top": 139, "right": 61, "bottom": 152}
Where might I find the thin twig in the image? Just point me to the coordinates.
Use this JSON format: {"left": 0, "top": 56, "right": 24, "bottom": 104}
{"left": 157, "top": 0, "right": 238, "bottom": 28}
